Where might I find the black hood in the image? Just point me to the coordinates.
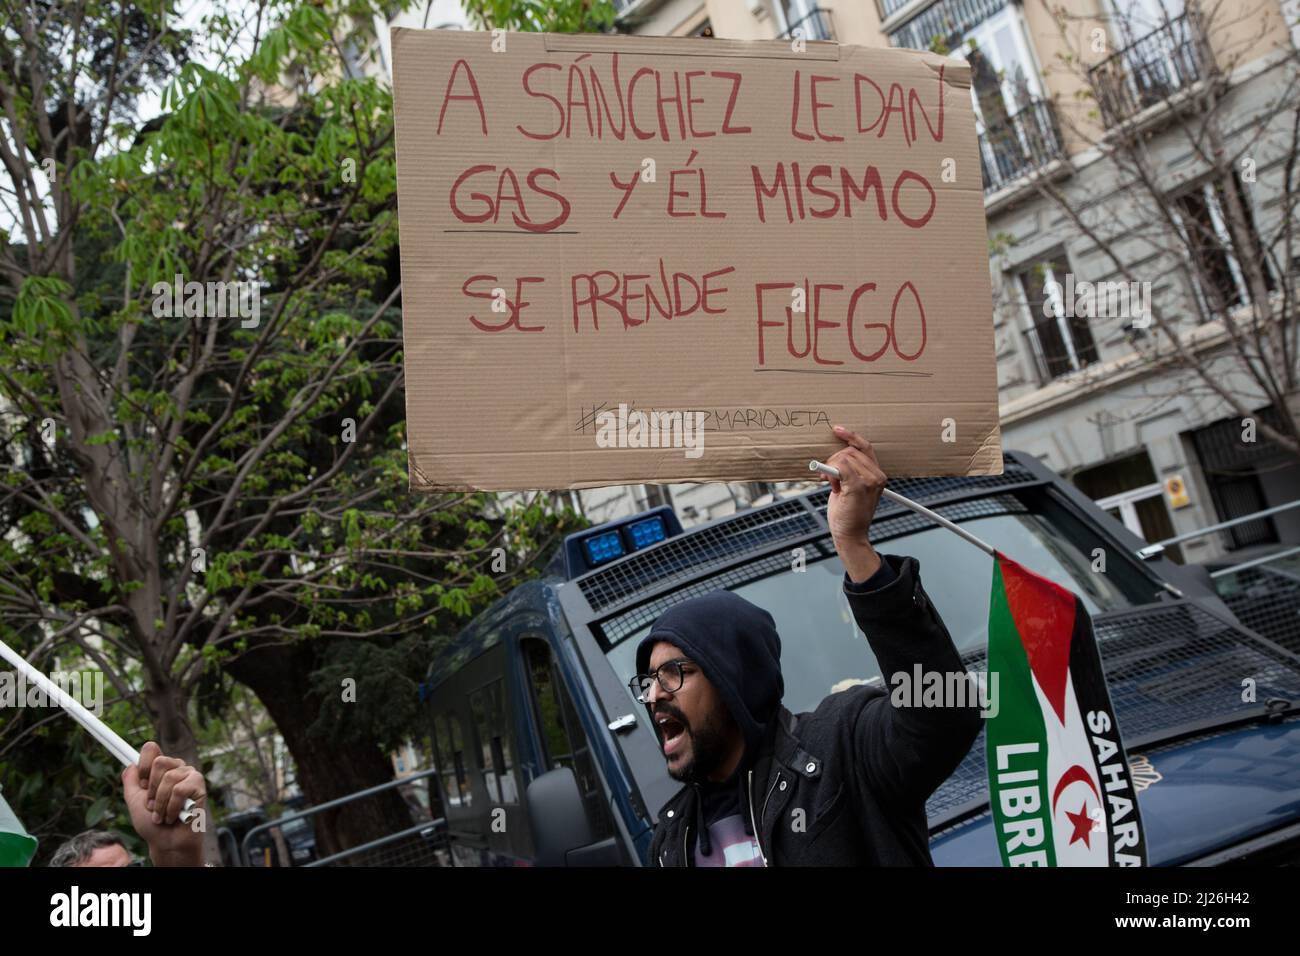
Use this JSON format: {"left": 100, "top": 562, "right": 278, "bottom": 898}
{"left": 635, "top": 589, "right": 784, "bottom": 763}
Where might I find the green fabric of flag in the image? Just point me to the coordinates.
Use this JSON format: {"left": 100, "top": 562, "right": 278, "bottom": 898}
{"left": 0, "top": 786, "right": 37, "bottom": 867}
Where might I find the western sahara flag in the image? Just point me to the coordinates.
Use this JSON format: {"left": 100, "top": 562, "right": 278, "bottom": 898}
{"left": 0, "top": 787, "right": 36, "bottom": 867}
{"left": 985, "top": 553, "right": 1147, "bottom": 866}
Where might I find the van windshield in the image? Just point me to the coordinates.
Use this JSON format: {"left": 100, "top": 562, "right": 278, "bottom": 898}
{"left": 605, "top": 509, "right": 1160, "bottom": 717}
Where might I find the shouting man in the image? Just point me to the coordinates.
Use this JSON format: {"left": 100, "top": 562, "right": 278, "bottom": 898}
{"left": 635, "top": 425, "right": 981, "bottom": 866}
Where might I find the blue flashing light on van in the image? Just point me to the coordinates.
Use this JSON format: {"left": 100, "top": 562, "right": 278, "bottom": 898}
{"left": 563, "top": 507, "right": 682, "bottom": 577}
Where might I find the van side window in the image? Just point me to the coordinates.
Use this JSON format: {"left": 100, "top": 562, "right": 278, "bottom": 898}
{"left": 433, "top": 712, "right": 472, "bottom": 809}
{"left": 521, "top": 636, "right": 615, "bottom": 842}
{"left": 470, "top": 679, "right": 519, "bottom": 805}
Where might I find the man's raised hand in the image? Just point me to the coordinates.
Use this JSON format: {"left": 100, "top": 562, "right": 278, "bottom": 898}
{"left": 122, "top": 740, "right": 206, "bottom": 866}
{"left": 823, "top": 424, "right": 886, "bottom": 582}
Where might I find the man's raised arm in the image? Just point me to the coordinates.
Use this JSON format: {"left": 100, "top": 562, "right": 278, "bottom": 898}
{"left": 822, "top": 425, "right": 983, "bottom": 807}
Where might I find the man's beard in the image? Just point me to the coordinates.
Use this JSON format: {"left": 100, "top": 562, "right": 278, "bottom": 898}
{"left": 666, "top": 707, "right": 736, "bottom": 784}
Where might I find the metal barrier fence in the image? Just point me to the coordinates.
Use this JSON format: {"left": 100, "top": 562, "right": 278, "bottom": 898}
{"left": 1138, "top": 499, "right": 1300, "bottom": 560}
{"left": 236, "top": 767, "right": 451, "bottom": 867}
{"left": 1138, "top": 499, "right": 1300, "bottom": 659}
{"left": 1208, "top": 548, "right": 1300, "bottom": 660}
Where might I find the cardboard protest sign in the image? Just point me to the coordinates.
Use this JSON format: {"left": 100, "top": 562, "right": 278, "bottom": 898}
{"left": 392, "top": 29, "right": 1001, "bottom": 491}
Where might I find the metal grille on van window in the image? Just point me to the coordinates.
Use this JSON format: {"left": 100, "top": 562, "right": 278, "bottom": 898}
{"left": 871, "top": 460, "right": 1039, "bottom": 508}
{"left": 801, "top": 465, "right": 1039, "bottom": 523}
{"left": 593, "top": 495, "right": 1027, "bottom": 640}
{"left": 868, "top": 496, "right": 1027, "bottom": 543}
{"left": 926, "top": 601, "right": 1300, "bottom": 822}
{"left": 577, "top": 498, "right": 820, "bottom": 612}
{"left": 580, "top": 492, "right": 1028, "bottom": 617}
{"left": 600, "top": 550, "right": 800, "bottom": 644}
{"left": 576, "top": 454, "right": 1038, "bottom": 615}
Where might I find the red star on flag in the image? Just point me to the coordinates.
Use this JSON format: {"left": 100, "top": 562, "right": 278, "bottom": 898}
{"left": 1065, "top": 802, "right": 1093, "bottom": 848}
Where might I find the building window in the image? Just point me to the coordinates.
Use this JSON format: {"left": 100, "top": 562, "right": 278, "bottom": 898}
{"left": 689, "top": 19, "right": 714, "bottom": 38}
{"left": 955, "top": 7, "right": 1064, "bottom": 195}
{"left": 1108, "top": 0, "right": 1187, "bottom": 35}
{"left": 890, "top": 4, "right": 1061, "bottom": 195}
{"left": 1171, "top": 175, "right": 1275, "bottom": 317}
{"left": 1015, "top": 254, "right": 1100, "bottom": 383}
{"left": 637, "top": 484, "right": 672, "bottom": 511}
{"left": 776, "top": 1, "right": 834, "bottom": 41}
{"left": 883, "top": 0, "right": 1062, "bottom": 195}
{"left": 960, "top": 5, "right": 1042, "bottom": 118}
{"left": 886, "top": 0, "right": 1005, "bottom": 52}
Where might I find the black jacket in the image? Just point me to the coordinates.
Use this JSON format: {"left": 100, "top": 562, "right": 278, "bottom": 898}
{"left": 647, "top": 553, "right": 982, "bottom": 866}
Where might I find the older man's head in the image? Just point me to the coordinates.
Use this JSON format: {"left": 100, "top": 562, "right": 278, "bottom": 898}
{"left": 49, "top": 829, "right": 133, "bottom": 867}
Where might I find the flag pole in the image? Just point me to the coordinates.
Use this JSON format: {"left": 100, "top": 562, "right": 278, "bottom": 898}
{"left": 808, "top": 460, "right": 996, "bottom": 557}
{"left": 0, "top": 638, "right": 196, "bottom": 822}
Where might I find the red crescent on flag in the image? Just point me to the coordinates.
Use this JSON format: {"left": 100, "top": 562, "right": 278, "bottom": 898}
{"left": 1052, "top": 764, "right": 1101, "bottom": 811}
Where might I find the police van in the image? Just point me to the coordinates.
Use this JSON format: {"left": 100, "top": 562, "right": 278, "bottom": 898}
{"left": 420, "top": 452, "right": 1300, "bottom": 866}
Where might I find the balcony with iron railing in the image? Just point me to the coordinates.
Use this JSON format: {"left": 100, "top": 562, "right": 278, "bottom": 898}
{"left": 885, "top": 0, "right": 1005, "bottom": 51}
{"left": 978, "top": 98, "right": 1067, "bottom": 198}
{"left": 878, "top": 0, "right": 914, "bottom": 19}
{"left": 782, "top": 7, "right": 835, "bottom": 42}
{"left": 1088, "top": 12, "right": 1207, "bottom": 128}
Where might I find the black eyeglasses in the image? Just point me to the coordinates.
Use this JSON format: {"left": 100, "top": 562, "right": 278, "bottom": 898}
{"left": 628, "top": 658, "right": 695, "bottom": 702}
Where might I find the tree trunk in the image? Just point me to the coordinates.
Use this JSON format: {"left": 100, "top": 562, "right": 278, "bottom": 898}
{"left": 221, "top": 641, "right": 413, "bottom": 865}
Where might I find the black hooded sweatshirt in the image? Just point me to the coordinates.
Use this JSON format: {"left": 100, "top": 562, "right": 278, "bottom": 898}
{"left": 638, "top": 553, "right": 982, "bottom": 866}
